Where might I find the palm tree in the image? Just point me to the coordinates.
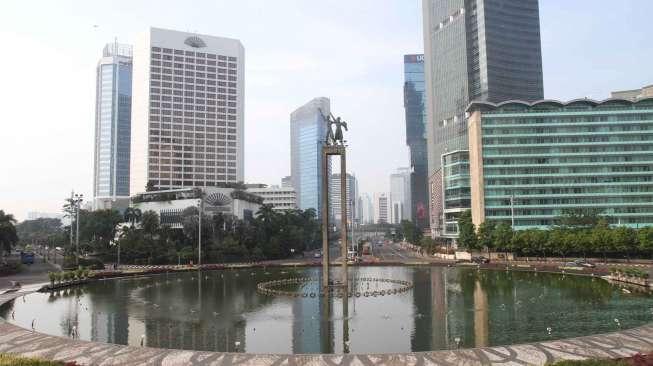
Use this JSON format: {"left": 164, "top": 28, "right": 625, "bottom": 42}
{"left": 0, "top": 210, "right": 18, "bottom": 254}
{"left": 124, "top": 208, "right": 143, "bottom": 227}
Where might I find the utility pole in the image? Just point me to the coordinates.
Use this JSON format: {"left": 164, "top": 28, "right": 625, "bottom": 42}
{"left": 69, "top": 191, "right": 74, "bottom": 250}
{"left": 198, "top": 197, "right": 203, "bottom": 267}
{"left": 510, "top": 194, "right": 515, "bottom": 228}
{"left": 73, "top": 193, "right": 84, "bottom": 267}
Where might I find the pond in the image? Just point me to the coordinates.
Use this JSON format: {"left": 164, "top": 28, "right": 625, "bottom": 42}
{"left": 2, "top": 266, "right": 652, "bottom": 354}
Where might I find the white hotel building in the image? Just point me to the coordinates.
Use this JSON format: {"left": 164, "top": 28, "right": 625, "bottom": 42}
{"left": 130, "top": 27, "right": 245, "bottom": 194}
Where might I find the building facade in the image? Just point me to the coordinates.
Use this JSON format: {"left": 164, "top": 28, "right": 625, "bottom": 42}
{"left": 290, "top": 97, "right": 330, "bottom": 217}
{"left": 374, "top": 193, "right": 389, "bottom": 224}
{"left": 359, "top": 193, "right": 375, "bottom": 224}
{"left": 329, "top": 173, "right": 358, "bottom": 225}
{"left": 93, "top": 43, "right": 133, "bottom": 208}
{"left": 130, "top": 27, "right": 245, "bottom": 194}
{"left": 467, "top": 97, "right": 653, "bottom": 229}
{"left": 441, "top": 150, "right": 470, "bottom": 236}
{"left": 403, "top": 54, "right": 429, "bottom": 229}
{"left": 281, "top": 176, "right": 292, "bottom": 188}
{"left": 422, "top": 0, "right": 544, "bottom": 235}
{"left": 390, "top": 167, "right": 412, "bottom": 224}
{"left": 131, "top": 187, "right": 262, "bottom": 228}
{"left": 247, "top": 185, "right": 297, "bottom": 212}
{"left": 612, "top": 85, "right": 653, "bottom": 101}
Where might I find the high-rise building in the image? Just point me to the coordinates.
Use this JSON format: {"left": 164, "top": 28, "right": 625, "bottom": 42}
{"left": 374, "top": 193, "right": 389, "bottom": 224}
{"left": 612, "top": 85, "right": 653, "bottom": 101}
{"left": 130, "top": 27, "right": 245, "bottom": 194}
{"left": 290, "top": 97, "right": 330, "bottom": 217}
{"left": 422, "top": 0, "right": 544, "bottom": 236}
{"left": 329, "top": 173, "right": 358, "bottom": 225}
{"left": 359, "top": 193, "right": 375, "bottom": 224}
{"left": 246, "top": 185, "right": 297, "bottom": 212}
{"left": 467, "top": 97, "right": 653, "bottom": 229}
{"left": 93, "top": 42, "right": 133, "bottom": 208}
{"left": 403, "top": 54, "right": 429, "bottom": 229}
{"left": 390, "top": 168, "right": 411, "bottom": 224}
{"left": 281, "top": 175, "right": 293, "bottom": 188}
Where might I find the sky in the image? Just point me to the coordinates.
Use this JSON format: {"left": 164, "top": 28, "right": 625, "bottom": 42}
{"left": 1, "top": 0, "right": 652, "bottom": 221}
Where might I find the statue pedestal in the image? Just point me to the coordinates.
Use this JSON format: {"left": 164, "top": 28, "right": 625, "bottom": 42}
{"left": 321, "top": 145, "right": 348, "bottom": 293}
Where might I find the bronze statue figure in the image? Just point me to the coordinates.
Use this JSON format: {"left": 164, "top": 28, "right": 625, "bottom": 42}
{"left": 319, "top": 109, "right": 348, "bottom": 146}
{"left": 332, "top": 114, "right": 348, "bottom": 145}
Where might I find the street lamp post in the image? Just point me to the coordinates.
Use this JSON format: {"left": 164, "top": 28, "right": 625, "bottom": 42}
{"left": 72, "top": 193, "right": 84, "bottom": 267}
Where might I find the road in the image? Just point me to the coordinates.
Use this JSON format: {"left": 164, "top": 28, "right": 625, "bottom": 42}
{"left": 0, "top": 254, "right": 58, "bottom": 292}
{"left": 371, "top": 242, "right": 423, "bottom": 262}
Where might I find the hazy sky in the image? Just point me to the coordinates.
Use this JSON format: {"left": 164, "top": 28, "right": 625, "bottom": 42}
{"left": 1, "top": 1, "right": 652, "bottom": 221}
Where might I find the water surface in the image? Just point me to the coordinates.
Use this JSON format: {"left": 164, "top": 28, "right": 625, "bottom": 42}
{"left": 2, "top": 266, "right": 652, "bottom": 354}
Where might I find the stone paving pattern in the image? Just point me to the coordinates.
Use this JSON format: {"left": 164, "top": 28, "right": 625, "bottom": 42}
{"left": 2, "top": 291, "right": 653, "bottom": 365}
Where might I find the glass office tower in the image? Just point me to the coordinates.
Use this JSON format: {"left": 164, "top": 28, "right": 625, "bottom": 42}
{"left": 403, "top": 54, "right": 429, "bottom": 228}
{"left": 290, "top": 97, "right": 330, "bottom": 217}
{"left": 93, "top": 43, "right": 133, "bottom": 202}
{"left": 468, "top": 98, "right": 653, "bottom": 229}
{"left": 422, "top": 0, "right": 544, "bottom": 235}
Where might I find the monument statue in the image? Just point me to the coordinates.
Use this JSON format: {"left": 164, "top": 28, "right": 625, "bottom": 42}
{"left": 320, "top": 109, "right": 348, "bottom": 146}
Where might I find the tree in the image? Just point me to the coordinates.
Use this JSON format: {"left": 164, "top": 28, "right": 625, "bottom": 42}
{"left": 492, "top": 222, "right": 513, "bottom": 254}
{"left": 0, "top": 210, "right": 19, "bottom": 254}
{"left": 477, "top": 221, "right": 495, "bottom": 255}
{"left": 15, "top": 218, "right": 62, "bottom": 246}
{"left": 457, "top": 210, "right": 478, "bottom": 251}
{"left": 140, "top": 210, "right": 160, "bottom": 238}
{"left": 613, "top": 226, "right": 637, "bottom": 262}
{"left": 639, "top": 227, "right": 653, "bottom": 259}
{"left": 400, "top": 220, "right": 422, "bottom": 244}
{"left": 554, "top": 208, "right": 605, "bottom": 229}
{"left": 145, "top": 180, "right": 157, "bottom": 192}
{"left": 591, "top": 218, "right": 613, "bottom": 263}
{"left": 124, "top": 208, "right": 142, "bottom": 227}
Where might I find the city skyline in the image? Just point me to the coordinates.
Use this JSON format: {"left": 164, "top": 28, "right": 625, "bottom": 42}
{"left": 2, "top": 1, "right": 653, "bottom": 220}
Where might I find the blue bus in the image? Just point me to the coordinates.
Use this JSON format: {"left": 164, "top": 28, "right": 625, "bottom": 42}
{"left": 20, "top": 251, "right": 35, "bottom": 265}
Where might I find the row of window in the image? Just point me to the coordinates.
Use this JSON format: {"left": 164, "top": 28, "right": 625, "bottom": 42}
{"left": 151, "top": 60, "right": 233, "bottom": 70}
{"left": 149, "top": 144, "right": 237, "bottom": 152}
{"left": 151, "top": 129, "right": 235, "bottom": 136}
{"left": 151, "top": 53, "right": 237, "bottom": 67}
{"left": 153, "top": 179, "right": 238, "bottom": 187}
{"left": 149, "top": 109, "right": 237, "bottom": 119}
{"left": 149, "top": 102, "right": 236, "bottom": 111}
{"left": 152, "top": 46, "right": 236, "bottom": 59}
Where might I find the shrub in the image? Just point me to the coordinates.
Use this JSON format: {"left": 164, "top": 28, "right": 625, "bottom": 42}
{"left": 62, "top": 257, "right": 104, "bottom": 271}
{"left": 610, "top": 267, "right": 649, "bottom": 279}
{"left": 47, "top": 272, "right": 56, "bottom": 287}
{"left": 0, "top": 353, "right": 78, "bottom": 365}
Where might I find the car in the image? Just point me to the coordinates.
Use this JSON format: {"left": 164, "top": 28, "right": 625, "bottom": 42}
{"left": 573, "top": 259, "right": 596, "bottom": 268}
{"left": 471, "top": 256, "right": 490, "bottom": 264}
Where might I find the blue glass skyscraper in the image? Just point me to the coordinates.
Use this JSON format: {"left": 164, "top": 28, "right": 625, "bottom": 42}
{"left": 403, "top": 54, "right": 429, "bottom": 228}
{"left": 290, "top": 97, "right": 330, "bottom": 217}
{"left": 93, "top": 43, "right": 133, "bottom": 205}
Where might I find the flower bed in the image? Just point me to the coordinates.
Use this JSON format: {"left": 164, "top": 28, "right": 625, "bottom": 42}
{"left": 609, "top": 267, "right": 649, "bottom": 287}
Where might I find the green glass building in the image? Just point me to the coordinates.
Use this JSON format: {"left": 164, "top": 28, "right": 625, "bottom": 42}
{"left": 467, "top": 97, "right": 653, "bottom": 230}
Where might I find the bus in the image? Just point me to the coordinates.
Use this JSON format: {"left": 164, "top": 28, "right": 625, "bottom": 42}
{"left": 20, "top": 251, "right": 35, "bottom": 265}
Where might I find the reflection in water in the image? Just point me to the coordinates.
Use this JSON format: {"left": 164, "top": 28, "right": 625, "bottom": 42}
{"left": 2, "top": 266, "right": 653, "bottom": 354}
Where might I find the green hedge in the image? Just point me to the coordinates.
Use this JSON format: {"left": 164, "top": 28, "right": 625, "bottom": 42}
{"left": 62, "top": 256, "right": 104, "bottom": 270}
{"left": 0, "top": 353, "right": 75, "bottom": 365}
